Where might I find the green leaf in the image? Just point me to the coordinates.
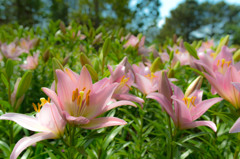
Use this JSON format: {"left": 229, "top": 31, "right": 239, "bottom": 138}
{"left": 0, "top": 140, "right": 10, "bottom": 156}
{"left": 16, "top": 71, "right": 33, "bottom": 99}
{"left": 102, "top": 38, "right": 111, "bottom": 57}
{"left": 6, "top": 59, "right": 14, "bottom": 79}
{"left": 178, "top": 132, "right": 207, "bottom": 143}
{"left": 102, "top": 125, "right": 124, "bottom": 150}
{"left": 45, "top": 148, "right": 58, "bottom": 159}
{"left": 184, "top": 42, "right": 199, "bottom": 59}
{"left": 1, "top": 73, "right": 9, "bottom": 88}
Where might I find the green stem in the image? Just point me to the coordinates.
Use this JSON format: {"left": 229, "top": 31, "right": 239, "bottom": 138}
{"left": 167, "top": 114, "right": 173, "bottom": 159}
{"left": 7, "top": 78, "right": 11, "bottom": 107}
{"left": 138, "top": 96, "right": 147, "bottom": 158}
{"left": 9, "top": 121, "right": 13, "bottom": 145}
{"left": 234, "top": 146, "right": 239, "bottom": 159}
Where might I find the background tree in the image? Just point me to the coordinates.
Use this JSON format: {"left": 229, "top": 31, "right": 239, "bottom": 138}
{"left": 158, "top": 0, "right": 240, "bottom": 44}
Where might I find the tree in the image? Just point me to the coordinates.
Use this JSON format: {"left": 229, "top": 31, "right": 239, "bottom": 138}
{"left": 158, "top": 0, "right": 240, "bottom": 44}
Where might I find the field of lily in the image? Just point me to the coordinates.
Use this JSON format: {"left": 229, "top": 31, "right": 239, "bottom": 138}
{"left": 1, "top": 21, "right": 240, "bottom": 159}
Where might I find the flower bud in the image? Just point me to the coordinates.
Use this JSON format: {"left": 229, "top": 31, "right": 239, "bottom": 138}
{"left": 60, "top": 21, "right": 66, "bottom": 34}
{"left": 185, "top": 76, "right": 203, "bottom": 97}
{"left": 80, "top": 53, "right": 92, "bottom": 67}
{"left": 62, "top": 55, "right": 70, "bottom": 66}
{"left": 150, "top": 57, "right": 162, "bottom": 73}
{"left": 85, "top": 64, "right": 98, "bottom": 81}
{"left": 43, "top": 50, "right": 50, "bottom": 63}
{"left": 233, "top": 49, "right": 240, "bottom": 61}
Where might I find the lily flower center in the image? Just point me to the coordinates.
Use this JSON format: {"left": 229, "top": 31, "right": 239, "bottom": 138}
{"left": 119, "top": 75, "right": 132, "bottom": 90}
{"left": 32, "top": 97, "right": 50, "bottom": 112}
{"left": 216, "top": 58, "right": 231, "bottom": 74}
{"left": 71, "top": 88, "right": 91, "bottom": 116}
{"left": 182, "top": 96, "right": 196, "bottom": 110}
{"left": 144, "top": 73, "right": 156, "bottom": 82}
{"left": 10, "top": 47, "right": 16, "bottom": 55}
{"left": 175, "top": 49, "right": 180, "bottom": 54}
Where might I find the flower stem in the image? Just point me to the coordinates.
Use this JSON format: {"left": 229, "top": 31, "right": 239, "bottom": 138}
{"left": 167, "top": 114, "right": 173, "bottom": 159}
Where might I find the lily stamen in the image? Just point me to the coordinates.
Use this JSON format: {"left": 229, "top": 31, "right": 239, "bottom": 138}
{"left": 182, "top": 96, "right": 197, "bottom": 109}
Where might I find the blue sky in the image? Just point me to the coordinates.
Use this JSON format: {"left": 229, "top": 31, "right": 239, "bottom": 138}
{"left": 158, "top": 0, "right": 240, "bottom": 27}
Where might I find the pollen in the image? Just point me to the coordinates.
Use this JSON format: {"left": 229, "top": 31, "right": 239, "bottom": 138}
{"left": 32, "top": 97, "right": 50, "bottom": 112}
{"left": 182, "top": 96, "right": 197, "bottom": 109}
{"left": 144, "top": 73, "right": 156, "bottom": 82}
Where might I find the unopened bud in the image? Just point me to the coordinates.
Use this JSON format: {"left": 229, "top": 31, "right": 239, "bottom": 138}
{"left": 62, "top": 55, "right": 70, "bottom": 66}
{"left": 60, "top": 21, "right": 66, "bottom": 34}
{"left": 80, "top": 53, "right": 92, "bottom": 67}
{"left": 233, "top": 49, "right": 240, "bottom": 61}
{"left": 185, "top": 76, "right": 203, "bottom": 97}
{"left": 92, "top": 33, "right": 102, "bottom": 45}
{"left": 159, "top": 71, "right": 172, "bottom": 102}
{"left": 150, "top": 57, "right": 162, "bottom": 73}
{"left": 215, "top": 35, "right": 229, "bottom": 55}
{"left": 43, "top": 50, "right": 50, "bottom": 63}
{"left": 167, "top": 69, "right": 174, "bottom": 78}
{"left": 85, "top": 64, "right": 98, "bottom": 81}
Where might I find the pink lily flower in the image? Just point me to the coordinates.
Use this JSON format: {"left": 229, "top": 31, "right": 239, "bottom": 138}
{"left": 107, "top": 62, "right": 144, "bottom": 107}
{"left": 20, "top": 52, "right": 40, "bottom": 70}
{"left": 1, "top": 42, "right": 25, "bottom": 60}
{"left": 0, "top": 102, "right": 66, "bottom": 159}
{"left": 132, "top": 63, "right": 162, "bottom": 95}
{"left": 204, "top": 66, "right": 240, "bottom": 109}
{"left": 147, "top": 74, "right": 222, "bottom": 131}
{"left": 19, "top": 38, "right": 37, "bottom": 53}
{"left": 197, "top": 39, "right": 214, "bottom": 53}
{"left": 124, "top": 35, "right": 151, "bottom": 56}
{"left": 124, "top": 35, "right": 145, "bottom": 48}
{"left": 195, "top": 46, "right": 236, "bottom": 94}
{"left": 42, "top": 67, "right": 136, "bottom": 129}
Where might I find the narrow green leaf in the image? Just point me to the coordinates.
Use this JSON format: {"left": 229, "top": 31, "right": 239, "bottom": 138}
{"left": 16, "top": 71, "right": 33, "bottom": 99}
{"left": 6, "top": 59, "right": 14, "bottom": 79}
{"left": 184, "top": 42, "right": 199, "bottom": 59}
{"left": 102, "top": 38, "right": 111, "bottom": 57}
{"left": 103, "top": 125, "right": 124, "bottom": 150}
{"left": 45, "top": 148, "right": 58, "bottom": 159}
{"left": 1, "top": 74, "right": 9, "bottom": 88}
{"left": 0, "top": 141, "right": 10, "bottom": 156}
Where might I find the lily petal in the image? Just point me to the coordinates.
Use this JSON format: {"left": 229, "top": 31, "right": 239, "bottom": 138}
{"left": 78, "top": 66, "right": 92, "bottom": 91}
{"left": 42, "top": 87, "right": 62, "bottom": 110}
{"left": 80, "top": 117, "right": 127, "bottom": 129}
{"left": 62, "top": 111, "right": 89, "bottom": 125}
{"left": 56, "top": 70, "right": 75, "bottom": 112}
{"left": 135, "top": 73, "right": 153, "bottom": 94}
{"left": 10, "top": 132, "right": 55, "bottom": 159}
{"left": 230, "top": 117, "right": 240, "bottom": 133}
{"left": 0, "top": 113, "right": 50, "bottom": 132}
{"left": 191, "top": 97, "right": 222, "bottom": 120}
{"left": 113, "top": 94, "right": 144, "bottom": 107}
{"left": 101, "top": 100, "right": 136, "bottom": 114}
{"left": 181, "top": 121, "right": 217, "bottom": 132}
{"left": 83, "top": 83, "right": 118, "bottom": 119}
{"left": 147, "top": 93, "right": 175, "bottom": 122}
